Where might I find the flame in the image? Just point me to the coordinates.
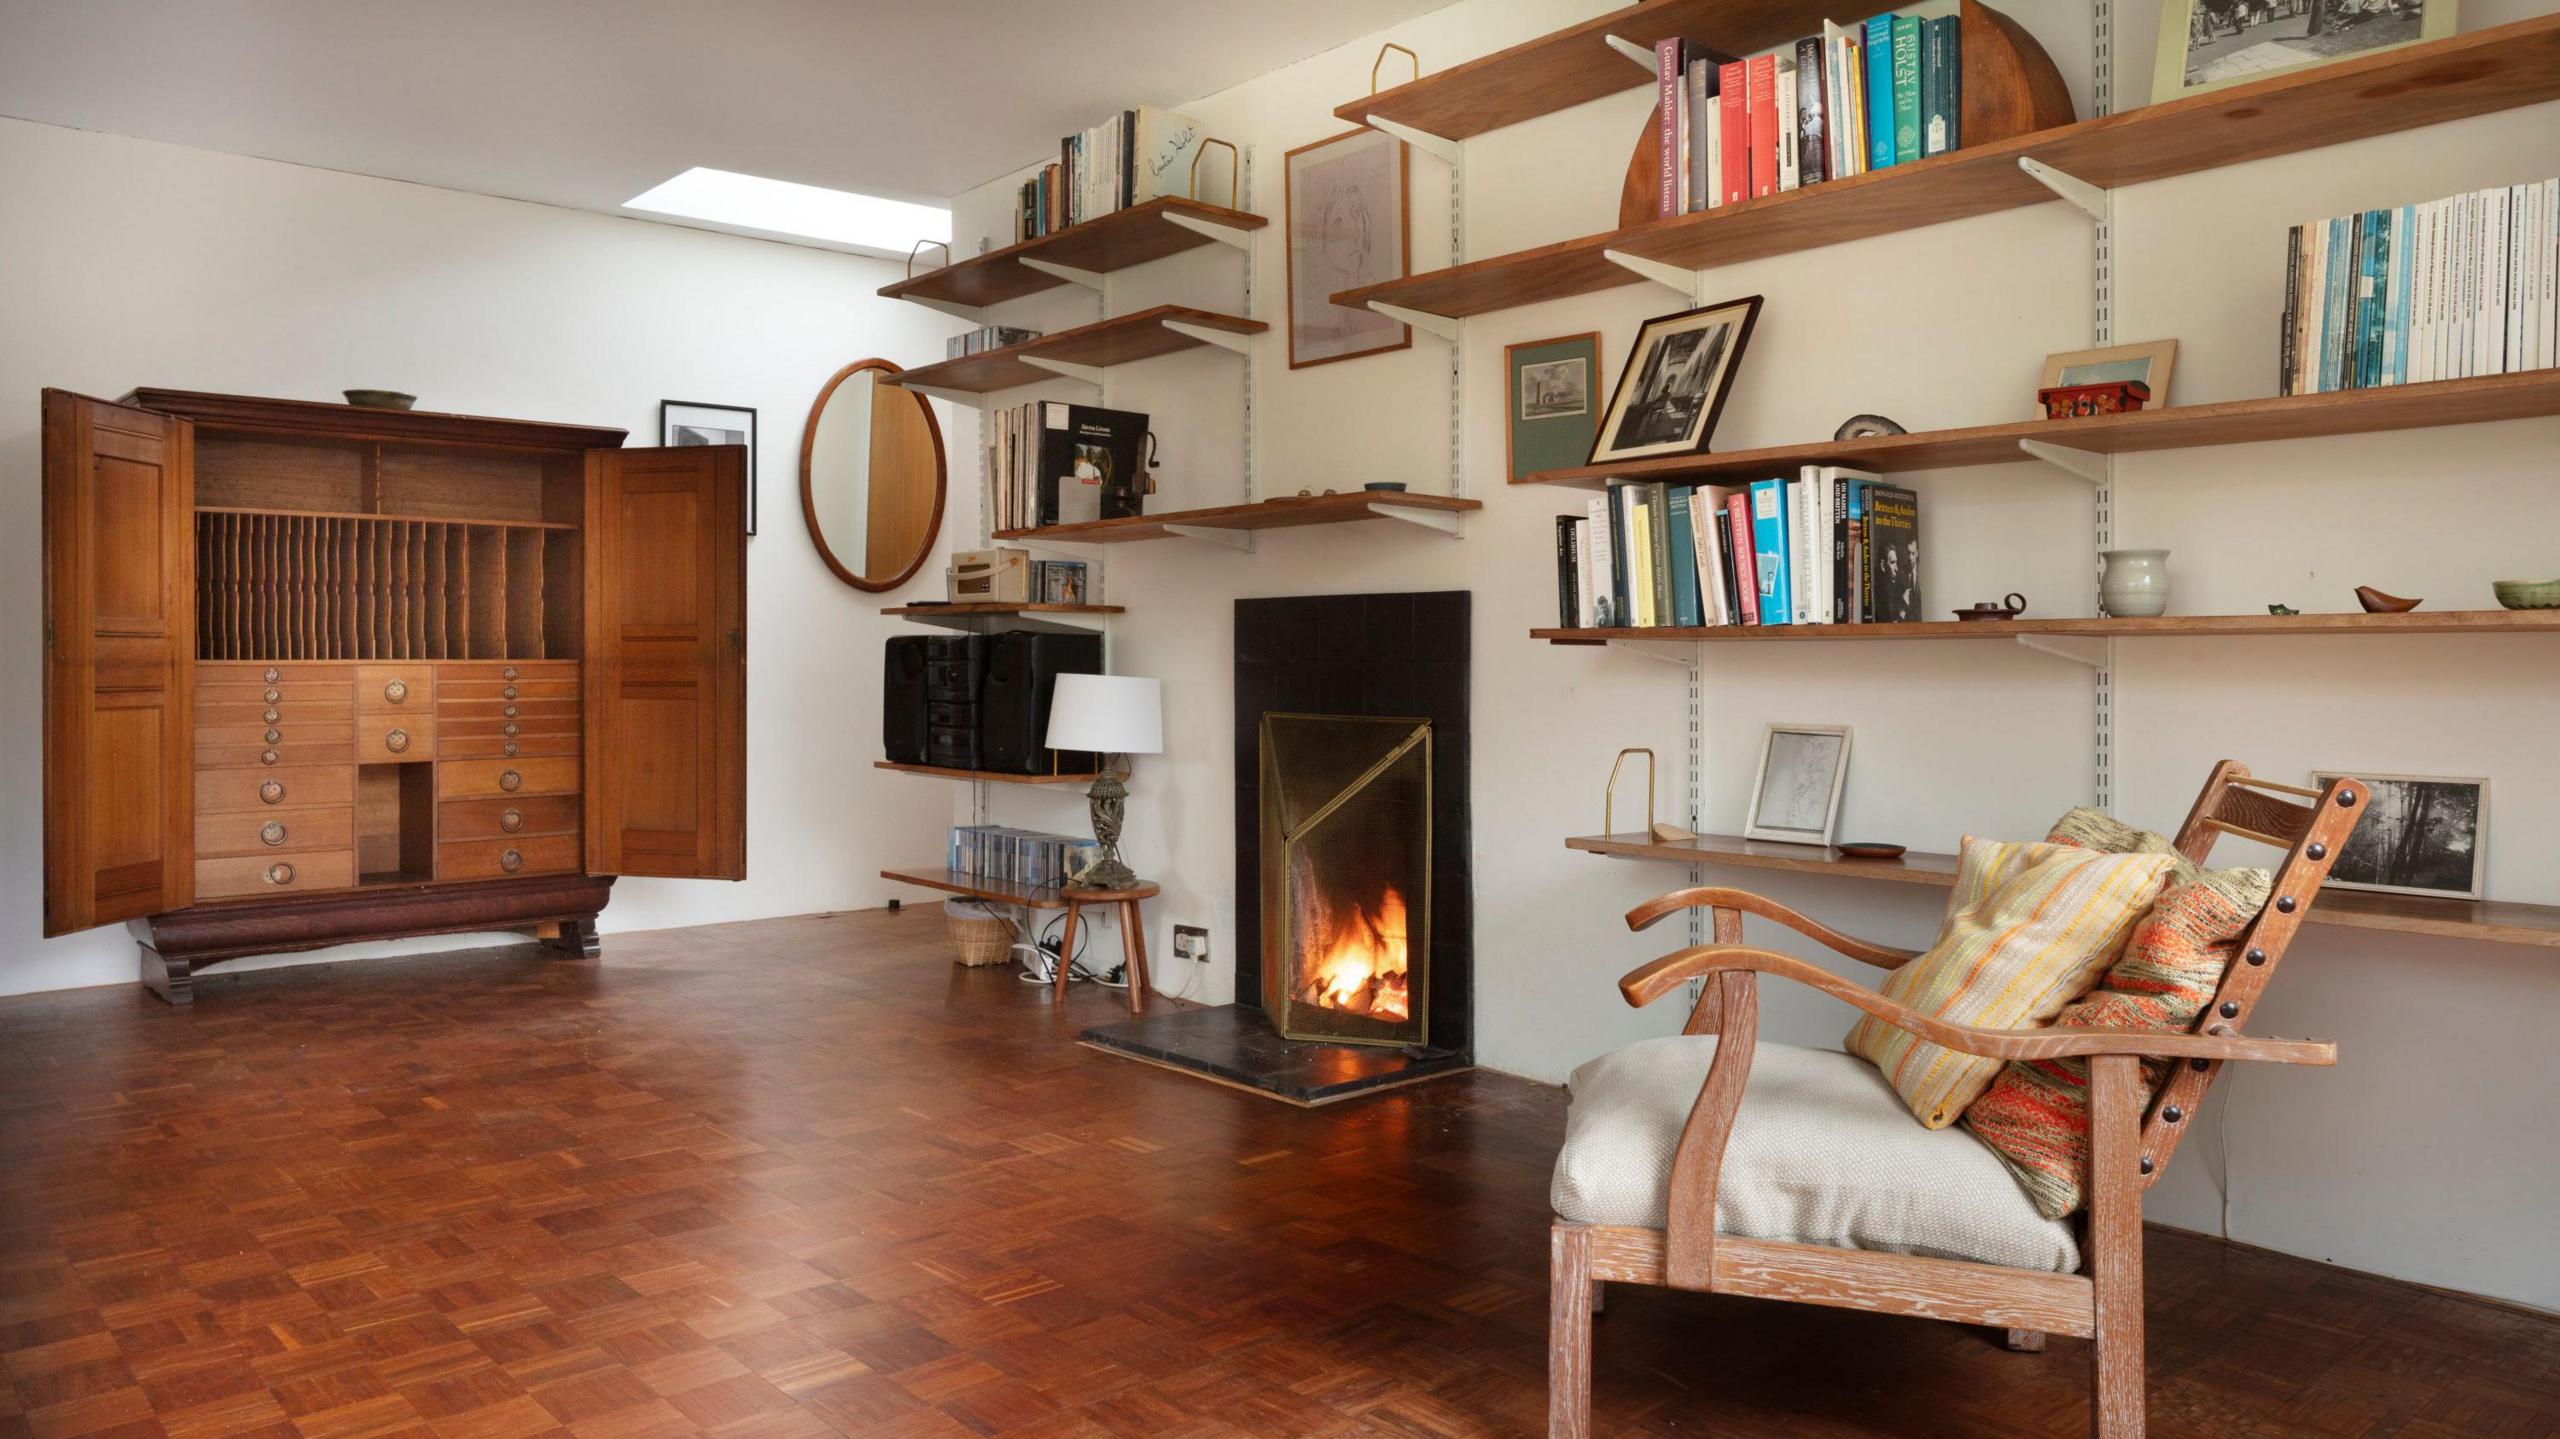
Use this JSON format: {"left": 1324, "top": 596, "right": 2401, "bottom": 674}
{"left": 1299, "top": 886, "right": 1411, "bottom": 1022}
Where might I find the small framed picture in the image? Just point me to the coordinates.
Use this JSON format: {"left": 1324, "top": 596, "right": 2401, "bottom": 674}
{"left": 1590, "top": 297, "right": 1762, "bottom": 465}
{"left": 2038, "top": 339, "right": 2178, "bottom": 412}
{"left": 2312, "top": 771, "right": 2486, "bottom": 900}
{"left": 661, "top": 400, "right": 758, "bottom": 535}
{"left": 1745, "top": 723, "right": 1852, "bottom": 847}
{"left": 1505, "top": 332, "right": 1601, "bottom": 483}
{"left": 2153, "top": 0, "right": 2455, "bottom": 103}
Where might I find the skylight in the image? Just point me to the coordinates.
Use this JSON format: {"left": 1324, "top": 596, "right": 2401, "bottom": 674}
{"left": 625, "top": 167, "right": 950, "bottom": 259}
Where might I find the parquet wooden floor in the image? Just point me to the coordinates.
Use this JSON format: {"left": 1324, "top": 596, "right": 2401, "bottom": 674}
{"left": 3, "top": 908, "right": 2555, "bottom": 1439}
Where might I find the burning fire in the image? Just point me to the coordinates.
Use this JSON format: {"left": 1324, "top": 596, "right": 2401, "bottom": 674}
{"left": 1299, "top": 886, "right": 1412, "bottom": 1022}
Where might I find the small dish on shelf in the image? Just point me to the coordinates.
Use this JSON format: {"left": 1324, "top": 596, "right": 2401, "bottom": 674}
{"left": 1835, "top": 842, "right": 1907, "bottom": 860}
{"left": 343, "top": 389, "right": 417, "bottom": 410}
{"left": 2492, "top": 578, "right": 2560, "bottom": 609}
{"left": 2353, "top": 585, "right": 2421, "bottom": 613}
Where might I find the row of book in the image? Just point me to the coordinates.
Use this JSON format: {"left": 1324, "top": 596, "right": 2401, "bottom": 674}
{"left": 1554, "top": 470, "right": 1923, "bottom": 629}
{"left": 1651, "top": 8, "right": 1961, "bottom": 220}
{"left": 2280, "top": 180, "right": 2560, "bottom": 395}
{"left": 1013, "top": 105, "right": 1206, "bottom": 241}
{"left": 986, "top": 401, "right": 1149, "bottom": 532}
{"left": 948, "top": 825, "right": 1100, "bottom": 891}
{"left": 947, "top": 324, "right": 1038, "bottom": 360}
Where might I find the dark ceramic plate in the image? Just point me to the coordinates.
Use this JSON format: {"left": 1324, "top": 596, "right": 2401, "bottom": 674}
{"left": 1835, "top": 842, "right": 1907, "bottom": 860}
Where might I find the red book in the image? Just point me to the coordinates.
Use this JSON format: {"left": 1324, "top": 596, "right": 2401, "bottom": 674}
{"left": 1725, "top": 492, "right": 1760, "bottom": 625}
{"left": 1718, "top": 61, "right": 1749, "bottom": 208}
{"left": 1747, "top": 54, "right": 1779, "bottom": 199}
{"left": 1656, "top": 39, "right": 1683, "bottom": 219}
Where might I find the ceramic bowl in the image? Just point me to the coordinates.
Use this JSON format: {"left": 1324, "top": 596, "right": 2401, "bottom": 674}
{"left": 2492, "top": 578, "right": 2560, "bottom": 610}
{"left": 343, "top": 389, "right": 417, "bottom": 410}
{"left": 2353, "top": 585, "right": 2420, "bottom": 613}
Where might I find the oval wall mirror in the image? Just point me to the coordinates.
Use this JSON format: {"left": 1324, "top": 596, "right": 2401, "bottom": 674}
{"left": 800, "top": 358, "right": 946, "bottom": 592}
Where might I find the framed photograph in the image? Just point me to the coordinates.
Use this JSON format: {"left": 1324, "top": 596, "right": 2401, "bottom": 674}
{"left": 661, "top": 400, "right": 759, "bottom": 535}
{"left": 2039, "top": 339, "right": 2178, "bottom": 410}
{"left": 2312, "top": 771, "right": 2486, "bottom": 899}
{"left": 1589, "top": 296, "right": 1762, "bottom": 464}
{"left": 1745, "top": 723, "right": 1852, "bottom": 847}
{"left": 1284, "top": 128, "right": 1411, "bottom": 369}
{"left": 2153, "top": 0, "right": 2454, "bottom": 102}
{"left": 1505, "top": 332, "right": 1601, "bottom": 482}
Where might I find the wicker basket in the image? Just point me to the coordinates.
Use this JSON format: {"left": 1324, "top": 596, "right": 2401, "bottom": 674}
{"left": 944, "top": 899, "right": 1014, "bottom": 967}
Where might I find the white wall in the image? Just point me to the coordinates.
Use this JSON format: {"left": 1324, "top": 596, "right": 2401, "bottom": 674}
{"left": 945, "top": 0, "right": 2560, "bottom": 1307}
{"left": 0, "top": 116, "right": 963, "bottom": 995}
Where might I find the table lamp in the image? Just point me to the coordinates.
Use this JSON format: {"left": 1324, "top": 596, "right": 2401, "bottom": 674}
{"left": 1044, "top": 673, "right": 1163, "bottom": 891}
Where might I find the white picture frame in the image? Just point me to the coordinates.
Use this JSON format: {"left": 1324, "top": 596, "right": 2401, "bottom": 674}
{"left": 1745, "top": 723, "right": 1852, "bottom": 847}
{"left": 2312, "top": 771, "right": 2487, "bottom": 900}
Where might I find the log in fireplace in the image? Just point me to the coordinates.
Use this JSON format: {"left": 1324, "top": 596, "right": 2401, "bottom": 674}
{"left": 1259, "top": 713, "right": 1432, "bottom": 1048}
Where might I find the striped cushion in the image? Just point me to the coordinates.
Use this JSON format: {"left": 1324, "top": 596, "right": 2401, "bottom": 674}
{"left": 1845, "top": 838, "right": 2176, "bottom": 1129}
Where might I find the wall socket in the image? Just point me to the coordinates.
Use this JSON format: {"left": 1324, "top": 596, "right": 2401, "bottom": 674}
{"left": 1172, "top": 925, "right": 1210, "bottom": 963}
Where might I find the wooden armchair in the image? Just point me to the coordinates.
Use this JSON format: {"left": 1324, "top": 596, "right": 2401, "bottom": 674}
{"left": 1549, "top": 762, "right": 2365, "bottom": 1439}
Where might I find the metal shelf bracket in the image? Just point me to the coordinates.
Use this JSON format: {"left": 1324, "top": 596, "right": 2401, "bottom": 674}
{"left": 1020, "top": 356, "right": 1106, "bottom": 385}
{"left": 1603, "top": 248, "right": 1701, "bottom": 299}
{"left": 1603, "top": 35, "right": 1662, "bottom": 71}
{"left": 1606, "top": 638, "right": 1701, "bottom": 669}
{"left": 1369, "top": 503, "right": 1465, "bottom": 537}
{"left": 1368, "top": 300, "right": 1460, "bottom": 343}
{"left": 1020, "top": 257, "right": 1106, "bottom": 291}
{"left": 2019, "top": 156, "right": 2109, "bottom": 220}
{"left": 2019, "top": 438, "right": 2109, "bottom": 483}
{"left": 1364, "top": 114, "right": 1461, "bottom": 167}
{"left": 2016, "top": 633, "right": 2109, "bottom": 667}
{"left": 1162, "top": 318, "right": 1254, "bottom": 355}
{"left": 1164, "top": 210, "right": 1257, "bottom": 250}
{"left": 1162, "top": 524, "right": 1256, "bottom": 552}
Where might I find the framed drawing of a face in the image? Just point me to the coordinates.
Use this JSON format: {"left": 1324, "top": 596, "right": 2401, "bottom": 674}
{"left": 1284, "top": 128, "right": 1411, "bottom": 369}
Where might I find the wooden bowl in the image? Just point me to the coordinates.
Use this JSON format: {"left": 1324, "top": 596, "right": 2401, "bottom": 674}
{"left": 1835, "top": 842, "right": 1907, "bottom": 860}
{"left": 2353, "top": 585, "right": 2420, "bottom": 613}
{"left": 343, "top": 389, "right": 417, "bottom": 410}
{"left": 2493, "top": 578, "right": 2560, "bottom": 609}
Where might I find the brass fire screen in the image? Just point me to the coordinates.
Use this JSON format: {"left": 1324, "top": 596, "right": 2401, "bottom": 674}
{"left": 1258, "top": 713, "right": 1432, "bottom": 1048}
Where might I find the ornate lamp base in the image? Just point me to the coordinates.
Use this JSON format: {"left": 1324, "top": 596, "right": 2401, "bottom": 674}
{"left": 1078, "top": 767, "right": 1141, "bottom": 890}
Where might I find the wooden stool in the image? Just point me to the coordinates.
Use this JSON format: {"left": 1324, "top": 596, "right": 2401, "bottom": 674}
{"left": 1054, "top": 881, "right": 1157, "bottom": 1016}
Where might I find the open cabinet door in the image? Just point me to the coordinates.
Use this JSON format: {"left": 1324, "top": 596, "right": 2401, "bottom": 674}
{"left": 43, "top": 390, "right": 195, "bottom": 935}
{"left": 583, "top": 445, "right": 746, "bottom": 879}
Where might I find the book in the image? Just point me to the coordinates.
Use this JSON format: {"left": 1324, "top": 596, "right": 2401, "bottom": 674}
{"left": 1686, "top": 58, "right": 1713, "bottom": 212}
{"left": 1789, "top": 474, "right": 1816, "bottom": 625}
{"left": 1776, "top": 62, "right": 1802, "bottom": 193}
{"left": 1725, "top": 492, "right": 1760, "bottom": 625}
{"left": 1644, "top": 484, "right": 1676, "bottom": 626}
{"left": 1628, "top": 492, "right": 1657, "bottom": 627}
{"left": 1719, "top": 61, "right": 1750, "bottom": 207}
{"left": 1665, "top": 487, "right": 1703, "bottom": 628}
{"left": 1827, "top": 468, "right": 1864, "bottom": 623}
{"left": 1890, "top": 16, "right": 1921, "bottom": 167}
{"left": 1126, "top": 105, "right": 1205, "bottom": 207}
{"left": 1920, "top": 14, "right": 1959, "bottom": 157}
{"left": 1556, "top": 516, "right": 1582, "bottom": 629}
{"left": 1822, "top": 21, "right": 1860, "bottom": 180}
{"left": 1039, "top": 403, "right": 1147, "bottom": 525}
{"left": 1794, "top": 36, "right": 1828, "bottom": 186}
{"left": 1586, "top": 496, "right": 1617, "bottom": 627}
{"left": 1698, "top": 485, "right": 1743, "bottom": 624}
{"left": 1712, "top": 509, "right": 1740, "bottom": 624}
{"left": 2279, "top": 224, "right": 2302, "bottom": 396}
{"left": 2389, "top": 203, "right": 2415, "bottom": 386}
{"left": 1606, "top": 485, "right": 1633, "bottom": 626}
{"left": 1844, "top": 476, "right": 1870, "bottom": 622}
{"left": 2507, "top": 183, "right": 2529, "bottom": 374}
{"left": 1864, "top": 15, "right": 1896, "bottom": 170}
{"left": 2358, "top": 209, "right": 2386, "bottom": 390}
{"left": 1749, "top": 479, "right": 1790, "bottom": 627}
{"left": 1865, "top": 484, "right": 1921, "bottom": 622}
{"left": 1748, "top": 54, "right": 1780, "bottom": 199}
{"left": 1657, "top": 39, "right": 1684, "bottom": 218}
{"left": 1703, "top": 91, "right": 1724, "bottom": 210}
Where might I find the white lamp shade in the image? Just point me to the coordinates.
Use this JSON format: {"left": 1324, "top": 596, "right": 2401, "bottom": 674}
{"left": 1045, "top": 673, "right": 1163, "bottom": 755}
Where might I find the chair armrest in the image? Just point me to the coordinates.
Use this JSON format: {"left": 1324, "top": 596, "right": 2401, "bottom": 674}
{"left": 1625, "top": 886, "right": 1918, "bottom": 970}
{"left": 1620, "top": 944, "right": 2336, "bottom": 1068}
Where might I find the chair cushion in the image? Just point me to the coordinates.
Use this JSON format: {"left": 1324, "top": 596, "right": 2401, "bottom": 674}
{"left": 1845, "top": 837, "right": 2176, "bottom": 1128}
{"left": 1964, "top": 808, "right": 2273, "bottom": 1218}
{"left": 1552, "top": 1035, "right": 2082, "bottom": 1274}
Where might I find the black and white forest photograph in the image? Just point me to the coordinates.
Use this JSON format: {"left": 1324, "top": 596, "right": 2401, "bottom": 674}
{"left": 2314, "top": 771, "right": 2486, "bottom": 899}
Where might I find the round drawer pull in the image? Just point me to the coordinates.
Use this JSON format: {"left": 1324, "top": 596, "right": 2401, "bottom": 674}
{"left": 263, "top": 667, "right": 281, "bottom": 683}
{"left": 499, "top": 848, "right": 525, "bottom": 874}
{"left": 503, "top": 740, "right": 520, "bottom": 757}
{"left": 260, "top": 821, "right": 287, "bottom": 847}
{"left": 263, "top": 688, "right": 281, "bottom": 704}
{"left": 259, "top": 779, "right": 286, "bottom": 805}
{"left": 499, "top": 809, "right": 524, "bottom": 833}
{"left": 262, "top": 708, "right": 280, "bottom": 724}
{"left": 503, "top": 666, "right": 519, "bottom": 680}
{"left": 499, "top": 769, "right": 523, "bottom": 792}
{"left": 265, "top": 862, "right": 295, "bottom": 885}
{"left": 264, "top": 727, "right": 282, "bottom": 745}
{"left": 384, "top": 728, "right": 411, "bottom": 754}
{"left": 260, "top": 749, "right": 280, "bottom": 766}
{"left": 502, "top": 685, "right": 519, "bottom": 700}
{"left": 502, "top": 722, "right": 519, "bottom": 736}
{"left": 502, "top": 705, "right": 518, "bottom": 718}
{"left": 384, "top": 679, "right": 408, "bottom": 704}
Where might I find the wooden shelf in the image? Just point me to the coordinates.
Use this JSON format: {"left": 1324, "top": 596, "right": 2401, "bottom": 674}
{"left": 874, "top": 761, "right": 1104, "bottom": 786}
{"left": 881, "top": 603, "right": 1124, "bottom": 618}
{"left": 1518, "top": 371, "right": 2560, "bottom": 488}
{"left": 1335, "top": 13, "right": 2560, "bottom": 321}
{"left": 1566, "top": 833, "right": 2560, "bottom": 948}
{"left": 878, "top": 198, "right": 1270, "bottom": 310}
{"left": 993, "top": 490, "right": 1482, "bottom": 545}
{"left": 884, "top": 306, "right": 1265, "bottom": 395}
{"left": 881, "top": 866, "right": 1069, "bottom": 910}
{"left": 1535, "top": 611, "right": 2560, "bottom": 645}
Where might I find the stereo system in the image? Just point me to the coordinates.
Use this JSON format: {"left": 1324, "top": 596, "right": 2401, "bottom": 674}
{"left": 883, "top": 630, "right": 1102, "bottom": 776}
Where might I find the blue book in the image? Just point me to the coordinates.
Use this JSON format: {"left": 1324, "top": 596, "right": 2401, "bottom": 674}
{"left": 1665, "top": 487, "right": 1703, "bottom": 628}
{"left": 2359, "top": 209, "right": 2389, "bottom": 389}
{"left": 2319, "top": 215, "right": 2349, "bottom": 392}
{"left": 1864, "top": 15, "right": 1897, "bottom": 170}
{"left": 2387, "top": 203, "right": 2415, "bottom": 385}
{"left": 1748, "top": 478, "right": 1792, "bottom": 626}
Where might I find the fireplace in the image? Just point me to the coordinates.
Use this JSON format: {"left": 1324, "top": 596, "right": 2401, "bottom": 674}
{"left": 1260, "top": 713, "right": 1431, "bottom": 1047}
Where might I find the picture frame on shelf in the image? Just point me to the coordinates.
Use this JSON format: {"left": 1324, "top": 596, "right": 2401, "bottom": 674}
{"left": 1284, "top": 127, "right": 1411, "bottom": 369}
{"left": 2152, "top": 0, "right": 2455, "bottom": 102}
{"left": 662, "top": 400, "right": 759, "bottom": 535}
{"left": 1744, "top": 722, "right": 1852, "bottom": 847}
{"left": 1589, "top": 296, "right": 1762, "bottom": 465}
{"left": 1504, "top": 332, "right": 1601, "bottom": 483}
{"left": 2312, "top": 771, "right": 2486, "bottom": 900}
{"left": 2038, "top": 339, "right": 2178, "bottom": 413}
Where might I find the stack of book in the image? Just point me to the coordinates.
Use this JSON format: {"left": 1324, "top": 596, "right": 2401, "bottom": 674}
{"left": 947, "top": 324, "right": 1039, "bottom": 359}
{"left": 1555, "top": 469, "right": 1922, "bottom": 629}
{"left": 949, "top": 825, "right": 1100, "bottom": 891}
{"left": 987, "top": 401, "right": 1149, "bottom": 532}
{"left": 1650, "top": 7, "right": 1962, "bottom": 219}
{"left": 1014, "top": 105, "right": 1207, "bottom": 240}
{"left": 2280, "top": 180, "right": 2559, "bottom": 394}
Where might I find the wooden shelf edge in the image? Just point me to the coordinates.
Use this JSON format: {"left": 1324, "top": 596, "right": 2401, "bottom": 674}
{"left": 875, "top": 761, "right": 1104, "bottom": 786}
{"left": 1534, "top": 611, "right": 2560, "bottom": 643}
{"left": 878, "top": 198, "right": 1269, "bottom": 307}
{"left": 884, "top": 304, "right": 1267, "bottom": 395}
{"left": 1566, "top": 835, "right": 2560, "bottom": 948}
{"left": 994, "top": 491, "right": 1483, "bottom": 544}
{"left": 881, "top": 866, "right": 1068, "bottom": 909}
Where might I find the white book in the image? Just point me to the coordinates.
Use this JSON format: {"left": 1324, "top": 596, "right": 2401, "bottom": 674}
{"left": 2303, "top": 221, "right": 2327, "bottom": 393}
{"left": 1576, "top": 513, "right": 1596, "bottom": 627}
{"left": 2504, "top": 184, "right": 2524, "bottom": 375}
{"left": 1777, "top": 63, "right": 1802, "bottom": 193}
{"left": 2448, "top": 195, "right": 2469, "bottom": 380}
{"left": 1822, "top": 23, "right": 1856, "bottom": 180}
{"left": 1688, "top": 490, "right": 1722, "bottom": 625}
{"left": 1702, "top": 101, "right": 1722, "bottom": 211}
{"left": 2542, "top": 178, "right": 2559, "bottom": 372}
{"left": 2421, "top": 199, "right": 2442, "bottom": 385}
{"left": 1586, "top": 496, "right": 1615, "bottom": 628}
{"left": 2441, "top": 197, "right": 2462, "bottom": 381}
{"left": 2485, "top": 186, "right": 2510, "bottom": 377}
{"left": 1790, "top": 471, "right": 1817, "bottom": 625}
{"left": 1811, "top": 471, "right": 1833, "bottom": 624}
{"left": 1701, "top": 485, "right": 1742, "bottom": 626}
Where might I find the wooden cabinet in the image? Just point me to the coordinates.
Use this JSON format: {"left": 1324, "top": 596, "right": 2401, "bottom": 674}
{"left": 39, "top": 389, "right": 749, "bottom": 1002}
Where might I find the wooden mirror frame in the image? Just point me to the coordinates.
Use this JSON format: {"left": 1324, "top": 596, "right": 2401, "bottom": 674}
{"left": 799, "top": 358, "right": 947, "bottom": 593}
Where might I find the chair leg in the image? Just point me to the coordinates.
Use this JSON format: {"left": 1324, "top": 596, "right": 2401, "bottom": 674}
{"left": 2088, "top": 1054, "right": 2147, "bottom": 1438}
{"left": 1054, "top": 902, "right": 1081, "bottom": 1004}
{"left": 1550, "top": 1225, "right": 1594, "bottom": 1439}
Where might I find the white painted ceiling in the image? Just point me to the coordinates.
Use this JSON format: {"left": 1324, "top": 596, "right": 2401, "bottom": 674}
{"left": 0, "top": 0, "right": 1449, "bottom": 248}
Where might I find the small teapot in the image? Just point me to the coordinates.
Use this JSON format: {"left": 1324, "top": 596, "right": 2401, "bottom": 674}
{"left": 1951, "top": 592, "right": 2027, "bottom": 622}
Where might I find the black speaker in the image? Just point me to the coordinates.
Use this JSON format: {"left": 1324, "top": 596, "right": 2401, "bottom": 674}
{"left": 924, "top": 633, "right": 987, "bottom": 702}
{"left": 980, "top": 630, "right": 1104, "bottom": 775}
{"left": 882, "top": 635, "right": 932, "bottom": 765}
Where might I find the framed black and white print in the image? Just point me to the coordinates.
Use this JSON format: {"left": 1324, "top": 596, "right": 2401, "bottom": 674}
{"left": 1589, "top": 296, "right": 1761, "bottom": 465}
{"left": 661, "top": 400, "right": 758, "bottom": 535}
{"left": 2153, "top": 0, "right": 2454, "bottom": 101}
{"left": 2312, "top": 771, "right": 2487, "bottom": 899}
{"left": 1745, "top": 722, "right": 1851, "bottom": 847}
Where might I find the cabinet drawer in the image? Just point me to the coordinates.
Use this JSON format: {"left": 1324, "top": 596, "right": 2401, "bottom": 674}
{"left": 440, "top": 712, "right": 578, "bottom": 739}
{"left": 437, "top": 661, "right": 577, "bottom": 684}
{"left": 438, "top": 834, "right": 580, "bottom": 882}
{"left": 436, "top": 698, "right": 578, "bottom": 726}
{"left": 198, "top": 765, "right": 356, "bottom": 813}
{"left": 198, "top": 681, "right": 355, "bottom": 711}
{"left": 357, "top": 665, "right": 436, "bottom": 711}
{"left": 196, "top": 850, "right": 357, "bottom": 900}
{"left": 196, "top": 738, "right": 355, "bottom": 769}
{"left": 198, "top": 700, "right": 356, "bottom": 728}
{"left": 438, "top": 731, "right": 578, "bottom": 761}
{"left": 196, "top": 806, "right": 356, "bottom": 858}
{"left": 357, "top": 713, "right": 434, "bottom": 762}
{"left": 438, "top": 795, "right": 580, "bottom": 842}
{"left": 440, "top": 678, "right": 579, "bottom": 703}
{"left": 198, "top": 663, "right": 356, "bottom": 686}
{"left": 437, "top": 756, "right": 579, "bottom": 801}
